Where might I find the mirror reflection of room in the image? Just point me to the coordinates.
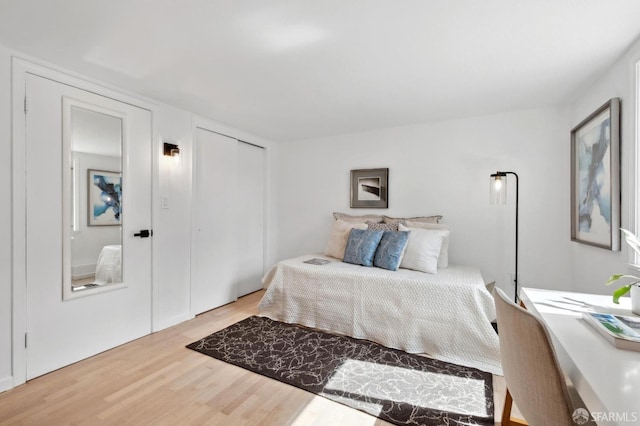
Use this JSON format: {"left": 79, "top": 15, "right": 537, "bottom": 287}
{"left": 70, "top": 106, "right": 123, "bottom": 292}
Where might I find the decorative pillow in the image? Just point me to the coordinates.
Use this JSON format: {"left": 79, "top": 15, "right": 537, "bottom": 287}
{"left": 401, "top": 222, "right": 450, "bottom": 268}
{"left": 366, "top": 220, "right": 399, "bottom": 231}
{"left": 373, "top": 231, "right": 410, "bottom": 271}
{"left": 324, "top": 220, "right": 368, "bottom": 260}
{"left": 398, "top": 227, "right": 446, "bottom": 274}
{"left": 333, "top": 212, "right": 384, "bottom": 223}
{"left": 383, "top": 215, "right": 443, "bottom": 224}
{"left": 343, "top": 229, "right": 384, "bottom": 267}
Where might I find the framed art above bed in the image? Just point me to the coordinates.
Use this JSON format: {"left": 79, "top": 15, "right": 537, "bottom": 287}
{"left": 350, "top": 168, "right": 388, "bottom": 208}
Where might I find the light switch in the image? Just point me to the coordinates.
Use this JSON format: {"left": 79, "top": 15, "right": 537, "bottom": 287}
{"left": 161, "top": 195, "right": 170, "bottom": 209}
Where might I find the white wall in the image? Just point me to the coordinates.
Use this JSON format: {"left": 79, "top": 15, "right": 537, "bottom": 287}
{"left": 569, "top": 38, "right": 640, "bottom": 294}
{"left": 277, "top": 107, "right": 573, "bottom": 297}
{"left": 0, "top": 45, "right": 13, "bottom": 392}
{"left": 151, "top": 105, "right": 281, "bottom": 332}
{"left": 152, "top": 104, "right": 194, "bottom": 331}
{"left": 276, "top": 34, "right": 640, "bottom": 301}
{"left": 153, "top": 112, "right": 279, "bottom": 330}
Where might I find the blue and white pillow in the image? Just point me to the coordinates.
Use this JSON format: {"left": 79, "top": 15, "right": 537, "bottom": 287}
{"left": 343, "top": 229, "right": 384, "bottom": 267}
{"left": 373, "top": 231, "right": 411, "bottom": 271}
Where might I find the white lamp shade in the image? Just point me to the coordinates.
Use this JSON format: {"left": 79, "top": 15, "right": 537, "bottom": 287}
{"left": 490, "top": 174, "right": 507, "bottom": 205}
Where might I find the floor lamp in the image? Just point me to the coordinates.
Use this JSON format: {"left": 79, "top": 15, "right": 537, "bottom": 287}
{"left": 490, "top": 171, "right": 519, "bottom": 303}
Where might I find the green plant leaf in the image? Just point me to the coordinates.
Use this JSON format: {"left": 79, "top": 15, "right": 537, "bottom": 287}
{"left": 612, "top": 284, "right": 634, "bottom": 304}
{"left": 605, "top": 274, "right": 640, "bottom": 285}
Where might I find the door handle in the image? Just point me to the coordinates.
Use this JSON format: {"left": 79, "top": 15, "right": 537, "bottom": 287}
{"left": 134, "top": 229, "right": 152, "bottom": 238}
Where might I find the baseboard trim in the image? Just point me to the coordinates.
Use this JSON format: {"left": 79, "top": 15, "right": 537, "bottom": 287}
{"left": 153, "top": 312, "right": 194, "bottom": 333}
{"left": 0, "top": 375, "right": 14, "bottom": 393}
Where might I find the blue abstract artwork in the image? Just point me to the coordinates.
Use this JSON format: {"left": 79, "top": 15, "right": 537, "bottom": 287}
{"left": 572, "top": 99, "right": 620, "bottom": 250}
{"left": 88, "top": 169, "right": 122, "bottom": 226}
{"left": 577, "top": 111, "right": 610, "bottom": 232}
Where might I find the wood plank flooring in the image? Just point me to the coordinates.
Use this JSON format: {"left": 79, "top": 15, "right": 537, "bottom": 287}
{"left": 0, "top": 290, "right": 509, "bottom": 425}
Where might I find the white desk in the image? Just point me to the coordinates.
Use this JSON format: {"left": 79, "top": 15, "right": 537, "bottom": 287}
{"left": 520, "top": 288, "right": 640, "bottom": 426}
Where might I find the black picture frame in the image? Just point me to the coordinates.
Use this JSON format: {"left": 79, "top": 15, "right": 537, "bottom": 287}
{"left": 350, "top": 168, "right": 388, "bottom": 208}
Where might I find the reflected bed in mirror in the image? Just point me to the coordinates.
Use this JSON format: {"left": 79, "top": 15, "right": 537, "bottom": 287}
{"left": 71, "top": 244, "right": 122, "bottom": 292}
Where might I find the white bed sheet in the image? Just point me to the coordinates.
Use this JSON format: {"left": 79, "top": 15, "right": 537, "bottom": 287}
{"left": 259, "top": 255, "right": 502, "bottom": 374}
{"left": 94, "top": 244, "right": 122, "bottom": 284}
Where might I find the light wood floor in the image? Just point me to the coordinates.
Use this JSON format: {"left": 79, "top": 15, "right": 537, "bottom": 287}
{"left": 0, "top": 290, "right": 511, "bottom": 425}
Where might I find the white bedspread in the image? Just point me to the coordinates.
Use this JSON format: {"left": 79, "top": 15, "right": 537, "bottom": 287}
{"left": 94, "top": 244, "right": 122, "bottom": 284}
{"left": 259, "top": 255, "right": 502, "bottom": 374}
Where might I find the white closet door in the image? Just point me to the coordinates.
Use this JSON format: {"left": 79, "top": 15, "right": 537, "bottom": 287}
{"left": 192, "top": 128, "right": 238, "bottom": 314}
{"left": 236, "top": 142, "right": 265, "bottom": 296}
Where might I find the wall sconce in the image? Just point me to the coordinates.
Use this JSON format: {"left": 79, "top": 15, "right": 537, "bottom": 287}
{"left": 490, "top": 171, "right": 519, "bottom": 303}
{"left": 163, "top": 142, "right": 181, "bottom": 164}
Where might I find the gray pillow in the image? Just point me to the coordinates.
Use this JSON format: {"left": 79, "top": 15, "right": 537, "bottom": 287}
{"left": 383, "top": 215, "right": 442, "bottom": 224}
{"left": 333, "top": 212, "right": 384, "bottom": 223}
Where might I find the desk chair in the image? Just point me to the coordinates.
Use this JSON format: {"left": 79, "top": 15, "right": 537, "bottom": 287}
{"left": 493, "top": 288, "right": 575, "bottom": 426}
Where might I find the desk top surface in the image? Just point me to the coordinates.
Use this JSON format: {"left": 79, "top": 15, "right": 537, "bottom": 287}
{"left": 520, "top": 288, "right": 640, "bottom": 425}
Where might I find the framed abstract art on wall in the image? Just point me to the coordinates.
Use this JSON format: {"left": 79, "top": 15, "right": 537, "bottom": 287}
{"left": 570, "top": 98, "right": 620, "bottom": 251}
{"left": 350, "top": 168, "right": 388, "bottom": 208}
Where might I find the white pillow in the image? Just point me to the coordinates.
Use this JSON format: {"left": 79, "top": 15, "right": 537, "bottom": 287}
{"left": 324, "top": 220, "right": 368, "bottom": 260}
{"left": 402, "top": 221, "right": 450, "bottom": 268}
{"left": 398, "top": 226, "right": 447, "bottom": 274}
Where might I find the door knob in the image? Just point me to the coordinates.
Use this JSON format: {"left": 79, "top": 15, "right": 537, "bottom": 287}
{"left": 134, "top": 229, "right": 152, "bottom": 238}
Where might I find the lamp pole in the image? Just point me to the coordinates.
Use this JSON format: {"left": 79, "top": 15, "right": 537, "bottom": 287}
{"left": 491, "top": 171, "right": 519, "bottom": 303}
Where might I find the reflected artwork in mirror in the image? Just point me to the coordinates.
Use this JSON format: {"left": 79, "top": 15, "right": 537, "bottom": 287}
{"left": 64, "top": 102, "right": 124, "bottom": 296}
{"left": 88, "top": 169, "right": 122, "bottom": 226}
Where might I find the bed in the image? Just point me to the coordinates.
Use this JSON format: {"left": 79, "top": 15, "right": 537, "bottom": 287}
{"left": 94, "top": 244, "right": 122, "bottom": 284}
{"left": 259, "top": 254, "right": 502, "bottom": 374}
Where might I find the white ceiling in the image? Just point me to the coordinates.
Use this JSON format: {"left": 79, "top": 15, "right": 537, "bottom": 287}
{"left": 2, "top": 0, "right": 640, "bottom": 142}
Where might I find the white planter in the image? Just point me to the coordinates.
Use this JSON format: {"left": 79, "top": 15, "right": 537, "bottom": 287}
{"left": 631, "top": 285, "right": 640, "bottom": 316}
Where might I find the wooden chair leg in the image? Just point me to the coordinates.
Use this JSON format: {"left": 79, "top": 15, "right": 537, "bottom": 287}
{"left": 502, "top": 388, "right": 528, "bottom": 426}
{"left": 501, "top": 387, "right": 514, "bottom": 424}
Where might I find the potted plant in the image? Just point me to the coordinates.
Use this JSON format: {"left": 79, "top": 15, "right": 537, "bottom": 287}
{"left": 606, "top": 229, "right": 640, "bottom": 315}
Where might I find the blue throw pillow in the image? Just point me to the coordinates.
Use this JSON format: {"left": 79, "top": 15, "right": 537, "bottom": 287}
{"left": 374, "top": 231, "right": 410, "bottom": 271}
{"left": 343, "top": 229, "right": 384, "bottom": 267}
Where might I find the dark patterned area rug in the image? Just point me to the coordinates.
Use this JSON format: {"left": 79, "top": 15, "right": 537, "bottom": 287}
{"left": 187, "top": 316, "right": 494, "bottom": 426}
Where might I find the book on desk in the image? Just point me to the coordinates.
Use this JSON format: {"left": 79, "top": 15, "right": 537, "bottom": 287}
{"left": 582, "top": 312, "right": 640, "bottom": 352}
